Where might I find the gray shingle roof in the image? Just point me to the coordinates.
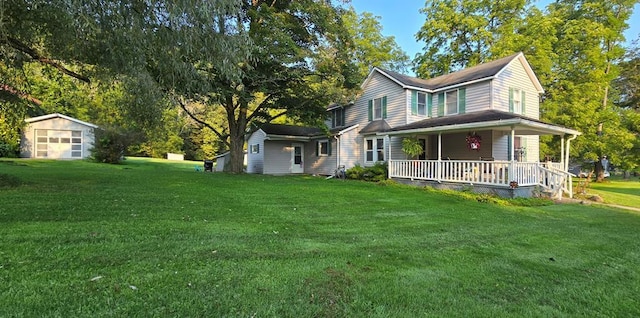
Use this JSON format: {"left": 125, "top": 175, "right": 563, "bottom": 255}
{"left": 359, "top": 120, "right": 391, "bottom": 134}
{"left": 260, "top": 123, "right": 324, "bottom": 137}
{"left": 377, "top": 52, "right": 521, "bottom": 91}
{"left": 386, "top": 110, "right": 549, "bottom": 132}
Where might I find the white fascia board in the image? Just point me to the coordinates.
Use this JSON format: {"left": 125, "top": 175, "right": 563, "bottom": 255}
{"left": 431, "top": 77, "right": 495, "bottom": 93}
{"left": 265, "top": 135, "right": 312, "bottom": 141}
{"left": 381, "top": 118, "right": 581, "bottom": 136}
{"left": 369, "top": 68, "right": 410, "bottom": 89}
{"left": 338, "top": 124, "right": 359, "bottom": 135}
{"left": 25, "top": 113, "right": 98, "bottom": 128}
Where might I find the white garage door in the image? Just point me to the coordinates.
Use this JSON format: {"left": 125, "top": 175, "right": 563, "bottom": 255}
{"left": 35, "top": 129, "right": 83, "bottom": 159}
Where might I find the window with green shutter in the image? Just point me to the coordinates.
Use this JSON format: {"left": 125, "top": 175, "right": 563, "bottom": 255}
{"left": 509, "top": 87, "right": 523, "bottom": 114}
{"left": 411, "top": 91, "right": 428, "bottom": 116}
{"left": 370, "top": 96, "right": 387, "bottom": 120}
{"left": 440, "top": 88, "right": 465, "bottom": 115}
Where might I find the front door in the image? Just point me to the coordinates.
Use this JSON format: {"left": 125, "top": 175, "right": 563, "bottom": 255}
{"left": 291, "top": 143, "right": 304, "bottom": 173}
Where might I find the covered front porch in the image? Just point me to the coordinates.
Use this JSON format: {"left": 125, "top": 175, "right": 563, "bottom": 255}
{"left": 382, "top": 111, "right": 581, "bottom": 198}
{"left": 389, "top": 159, "right": 571, "bottom": 198}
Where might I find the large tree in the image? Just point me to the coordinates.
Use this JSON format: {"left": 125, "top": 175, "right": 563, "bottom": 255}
{"left": 2, "top": 1, "right": 357, "bottom": 171}
{"left": 414, "top": 0, "right": 532, "bottom": 78}
{"left": 543, "top": 0, "right": 636, "bottom": 181}
{"left": 611, "top": 43, "right": 640, "bottom": 176}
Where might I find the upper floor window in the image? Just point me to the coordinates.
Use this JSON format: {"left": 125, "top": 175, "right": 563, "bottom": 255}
{"left": 250, "top": 144, "right": 260, "bottom": 153}
{"left": 509, "top": 88, "right": 525, "bottom": 114}
{"left": 365, "top": 137, "right": 385, "bottom": 163}
{"left": 368, "top": 96, "right": 387, "bottom": 121}
{"left": 417, "top": 93, "right": 427, "bottom": 115}
{"left": 437, "top": 88, "right": 466, "bottom": 117}
{"left": 446, "top": 90, "right": 458, "bottom": 115}
{"left": 411, "top": 91, "right": 430, "bottom": 116}
{"left": 332, "top": 107, "right": 345, "bottom": 128}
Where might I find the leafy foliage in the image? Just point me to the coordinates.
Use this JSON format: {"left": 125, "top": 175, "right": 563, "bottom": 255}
{"left": 345, "top": 162, "right": 388, "bottom": 182}
{"left": 90, "top": 127, "right": 140, "bottom": 164}
{"left": 401, "top": 136, "right": 424, "bottom": 159}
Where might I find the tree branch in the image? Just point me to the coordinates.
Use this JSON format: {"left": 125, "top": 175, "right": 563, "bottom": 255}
{"left": 246, "top": 93, "right": 276, "bottom": 122}
{"left": 175, "top": 98, "right": 229, "bottom": 148}
{"left": 5, "top": 37, "right": 91, "bottom": 83}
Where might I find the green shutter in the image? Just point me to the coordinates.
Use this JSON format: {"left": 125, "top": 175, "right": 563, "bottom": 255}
{"left": 411, "top": 91, "right": 417, "bottom": 115}
{"left": 331, "top": 110, "right": 336, "bottom": 128}
{"left": 327, "top": 140, "right": 332, "bottom": 156}
{"left": 521, "top": 91, "right": 526, "bottom": 115}
{"left": 368, "top": 100, "right": 373, "bottom": 121}
{"left": 382, "top": 96, "right": 387, "bottom": 119}
{"left": 437, "top": 93, "right": 444, "bottom": 117}
{"left": 427, "top": 93, "right": 432, "bottom": 117}
{"left": 507, "top": 137, "right": 512, "bottom": 161}
{"left": 508, "top": 88, "right": 514, "bottom": 113}
{"left": 458, "top": 88, "right": 466, "bottom": 114}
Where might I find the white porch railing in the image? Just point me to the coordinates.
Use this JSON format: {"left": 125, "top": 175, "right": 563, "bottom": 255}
{"left": 388, "top": 159, "right": 573, "bottom": 198}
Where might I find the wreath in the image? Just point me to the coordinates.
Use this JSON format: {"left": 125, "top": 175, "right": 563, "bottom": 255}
{"left": 466, "top": 133, "right": 481, "bottom": 151}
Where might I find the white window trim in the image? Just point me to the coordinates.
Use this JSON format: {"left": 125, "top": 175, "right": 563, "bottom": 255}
{"left": 318, "top": 139, "right": 329, "bottom": 156}
{"left": 512, "top": 88, "right": 522, "bottom": 114}
{"left": 364, "top": 137, "right": 385, "bottom": 164}
{"left": 417, "top": 92, "right": 427, "bottom": 116}
{"left": 445, "top": 89, "right": 459, "bottom": 115}
{"left": 373, "top": 97, "right": 383, "bottom": 120}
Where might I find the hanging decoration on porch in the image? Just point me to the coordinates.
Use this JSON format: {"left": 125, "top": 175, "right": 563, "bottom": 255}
{"left": 466, "top": 132, "right": 482, "bottom": 151}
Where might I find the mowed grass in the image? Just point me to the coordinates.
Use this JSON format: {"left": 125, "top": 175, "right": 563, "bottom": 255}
{"left": 1, "top": 158, "right": 639, "bottom": 317}
{"left": 586, "top": 177, "right": 640, "bottom": 208}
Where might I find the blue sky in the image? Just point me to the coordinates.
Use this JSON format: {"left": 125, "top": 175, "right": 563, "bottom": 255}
{"left": 350, "top": 0, "right": 640, "bottom": 68}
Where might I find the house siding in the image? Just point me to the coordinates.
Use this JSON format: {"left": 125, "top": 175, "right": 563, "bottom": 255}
{"left": 355, "top": 71, "right": 406, "bottom": 128}
{"left": 306, "top": 138, "right": 337, "bottom": 175}
{"left": 246, "top": 130, "right": 266, "bottom": 174}
{"left": 433, "top": 131, "right": 494, "bottom": 160}
{"left": 462, "top": 82, "right": 492, "bottom": 113}
{"left": 492, "top": 58, "right": 540, "bottom": 119}
{"left": 263, "top": 141, "right": 297, "bottom": 175}
{"left": 338, "top": 128, "right": 361, "bottom": 168}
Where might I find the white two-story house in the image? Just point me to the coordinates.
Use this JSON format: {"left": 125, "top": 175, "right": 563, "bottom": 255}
{"left": 246, "top": 53, "right": 581, "bottom": 198}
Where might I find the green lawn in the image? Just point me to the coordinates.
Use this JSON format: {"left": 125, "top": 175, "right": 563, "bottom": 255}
{"left": 585, "top": 177, "right": 640, "bottom": 208}
{"left": 1, "top": 158, "right": 639, "bottom": 317}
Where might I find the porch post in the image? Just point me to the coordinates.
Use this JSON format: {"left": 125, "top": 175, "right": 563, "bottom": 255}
{"left": 565, "top": 134, "right": 578, "bottom": 172}
{"left": 560, "top": 135, "right": 565, "bottom": 169}
{"left": 437, "top": 132, "right": 442, "bottom": 181}
{"left": 509, "top": 128, "right": 515, "bottom": 183}
{"left": 385, "top": 135, "right": 391, "bottom": 179}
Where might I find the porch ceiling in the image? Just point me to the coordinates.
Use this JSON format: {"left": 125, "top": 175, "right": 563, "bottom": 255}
{"left": 382, "top": 110, "right": 581, "bottom": 137}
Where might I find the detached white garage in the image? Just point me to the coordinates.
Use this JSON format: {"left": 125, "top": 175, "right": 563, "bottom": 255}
{"left": 20, "top": 113, "right": 98, "bottom": 159}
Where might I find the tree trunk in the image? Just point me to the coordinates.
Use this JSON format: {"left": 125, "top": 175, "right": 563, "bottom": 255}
{"left": 594, "top": 159, "right": 604, "bottom": 182}
{"left": 225, "top": 96, "right": 248, "bottom": 173}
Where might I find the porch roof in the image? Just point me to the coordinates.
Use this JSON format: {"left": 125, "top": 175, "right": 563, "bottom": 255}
{"left": 261, "top": 123, "right": 324, "bottom": 141}
{"left": 381, "top": 110, "right": 581, "bottom": 136}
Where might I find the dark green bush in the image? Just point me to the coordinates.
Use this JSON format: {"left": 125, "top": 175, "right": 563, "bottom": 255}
{"left": 346, "top": 162, "right": 388, "bottom": 182}
{"left": 89, "top": 127, "right": 138, "bottom": 164}
{"left": 0, "top": 142, "right": 18, "bottom": 158}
